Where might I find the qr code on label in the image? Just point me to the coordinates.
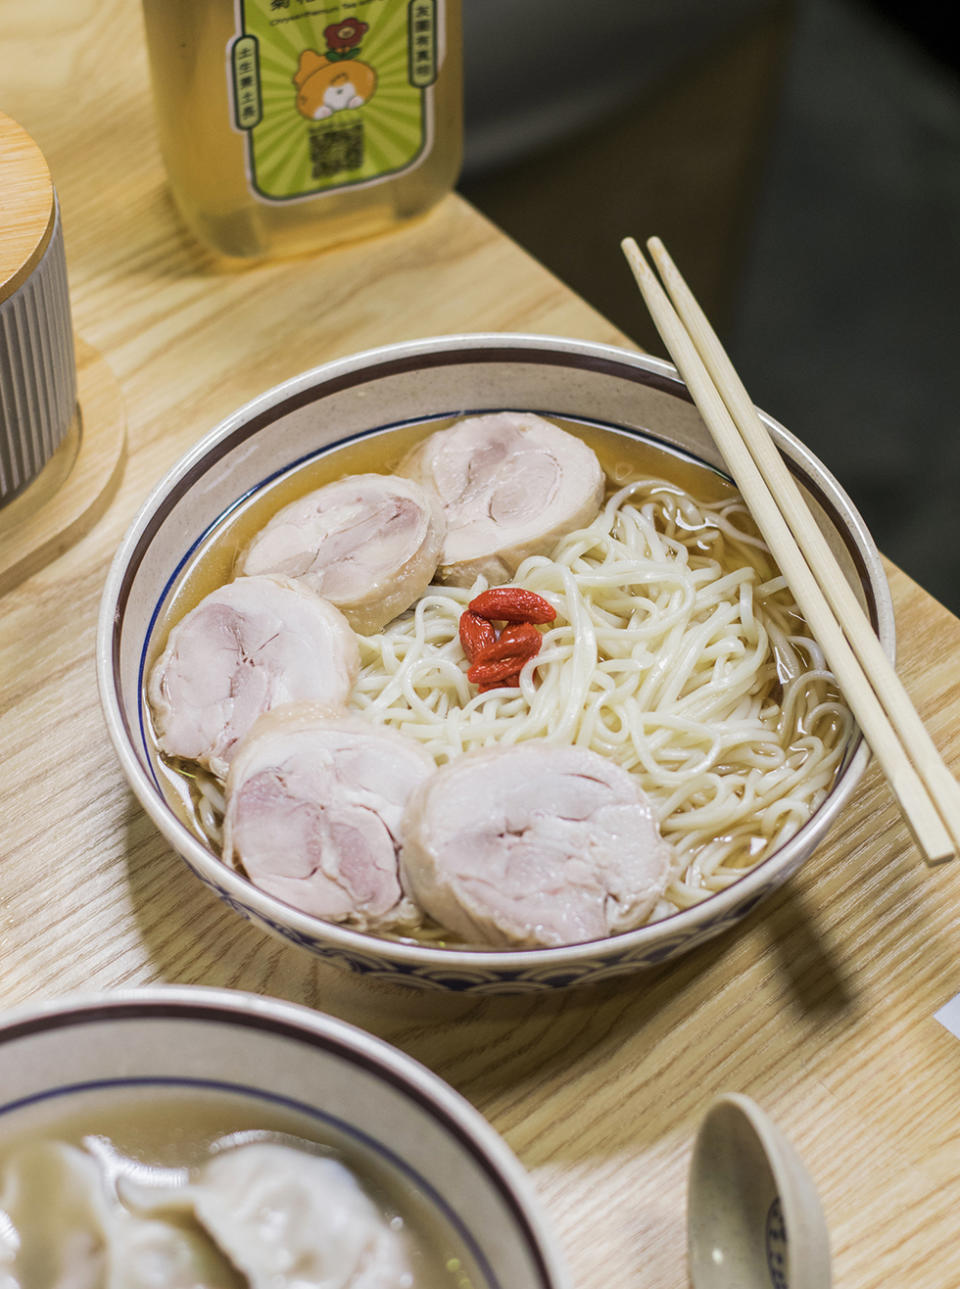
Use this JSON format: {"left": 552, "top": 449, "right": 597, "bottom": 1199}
{"left": 309, "top": 122, "right": 364, "bottom": 179}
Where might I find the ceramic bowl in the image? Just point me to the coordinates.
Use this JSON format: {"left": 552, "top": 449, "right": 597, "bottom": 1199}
{"left": 0, "top": 985, "right": 568, "bottom": 1289}
{"left": 97, "top": 333, "right": 894, "bottom": 993}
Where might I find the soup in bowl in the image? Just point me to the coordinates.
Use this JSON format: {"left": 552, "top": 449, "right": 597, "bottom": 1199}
{"left": 97, "top": 334, "right": 893, "bottom": 992}
{"left": 0, "top": 986, "right": 566, "bottom": 1286}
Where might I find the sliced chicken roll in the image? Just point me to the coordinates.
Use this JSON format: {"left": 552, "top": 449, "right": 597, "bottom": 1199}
{"left": 398, "top": 412, "right": 605, "bottom": 586}
{"left": 223, "top": 706, "right": 435, "bottom": 930}
{"left": 148, "top": 575, "right": 359, "bottom": 780}
{"left": 237, "top": 473, "right": 445, "bottom": 634}
{"left": 401, "top": 743, "right": 676, "bottom": 948}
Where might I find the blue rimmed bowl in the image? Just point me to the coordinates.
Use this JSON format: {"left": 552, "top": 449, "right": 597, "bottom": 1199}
{"left": 0, "top": 985, "right": 568, "bottom": 1289}
{"left": 97, "top": 333, "right": 894, "bottom": 993}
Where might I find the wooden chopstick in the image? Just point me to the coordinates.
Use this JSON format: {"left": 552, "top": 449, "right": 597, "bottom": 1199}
{"left": 621, "top": 235, "right": 959, "bottom": 865}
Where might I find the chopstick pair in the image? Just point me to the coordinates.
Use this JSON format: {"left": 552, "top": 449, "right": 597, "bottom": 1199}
{"left": 622, "top": 235, "right": 960, "bottom": 866}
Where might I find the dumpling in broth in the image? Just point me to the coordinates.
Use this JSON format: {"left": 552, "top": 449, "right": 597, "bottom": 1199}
{"left": 119, "top": 1141, "right": 414, "bottom": 1289}
{"left": 0, "top": 1141, "right": 241, "bottom": 1289}
{"left": 107, "top": 1213, "right": 242, "bottom": 1289}
{"left": 0, "top": 1141, "right": 107, "bottom": 1289}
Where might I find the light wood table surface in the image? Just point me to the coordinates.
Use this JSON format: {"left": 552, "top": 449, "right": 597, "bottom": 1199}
{"left": 2, "top": 6, "right": 960, "bottom": 1287}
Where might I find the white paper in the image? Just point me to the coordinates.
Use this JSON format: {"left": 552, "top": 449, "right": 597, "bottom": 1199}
{"left": 933, "top": 992, "right": 960, "bottom": 1039}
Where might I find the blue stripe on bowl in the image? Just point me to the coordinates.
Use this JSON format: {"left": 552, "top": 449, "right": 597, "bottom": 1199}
{"left": 0, "top": 1074, "right": 503, "bottom": 1289}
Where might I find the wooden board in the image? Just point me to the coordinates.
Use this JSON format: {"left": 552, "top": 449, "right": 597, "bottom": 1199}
{"left": 0, "top": 338, "right": 126, "bottom": 596}
{"left": 0, "top": 110, "right": 54, "bottom": 302}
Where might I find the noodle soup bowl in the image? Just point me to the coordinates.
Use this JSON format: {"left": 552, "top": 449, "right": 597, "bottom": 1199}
{"left": 98, "top": 334, "right": 894, "bottom": 993}
{"left": 0, "top": 985, "right": 568, "bottom": 1288}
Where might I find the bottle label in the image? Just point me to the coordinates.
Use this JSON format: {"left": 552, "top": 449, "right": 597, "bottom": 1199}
{"left": 229, "top": 0, "right": 439, "bottom": 202}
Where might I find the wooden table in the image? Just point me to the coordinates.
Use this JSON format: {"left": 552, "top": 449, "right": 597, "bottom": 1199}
{"left": 2, "top": 7, "right": 960, "bottom": 1287}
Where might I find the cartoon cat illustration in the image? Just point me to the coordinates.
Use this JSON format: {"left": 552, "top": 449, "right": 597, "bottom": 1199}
{"left": 293, "top": 49, "right": 377, "bottom": 120}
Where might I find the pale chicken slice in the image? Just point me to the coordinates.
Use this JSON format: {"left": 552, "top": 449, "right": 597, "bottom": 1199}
{"left": 148, "top": 575, "right": 359, "bottom": 780}
{"left": 223, "top": 705, "right": 434, "bottom": 930}
{"left": 400, "top": 742, "right": 676, "bottom": 948}
{"left": 397, "top": 412, "right": 605, "bottom": 586}
{"left": 236, "top": 473, "right": 445, "bottom": 634}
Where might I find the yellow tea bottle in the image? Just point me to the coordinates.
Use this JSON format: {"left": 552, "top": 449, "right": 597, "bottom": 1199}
{"left": 142, "top": 0, "right": 462, "bottom": 258}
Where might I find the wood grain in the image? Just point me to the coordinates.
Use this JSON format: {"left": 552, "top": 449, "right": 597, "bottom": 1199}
{"left": 1, "top": 8, "right": 959, "bottom": 1289}
{"left": 0, "top": 338, "right": 126, "bottom": 594}
{"left": 0, "top": 110, "right": 54, "bottom": 301}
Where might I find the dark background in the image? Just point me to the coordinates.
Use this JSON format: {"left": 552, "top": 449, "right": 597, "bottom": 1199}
{"left": 459, "top": 0, "right": 960, "bottom": 615}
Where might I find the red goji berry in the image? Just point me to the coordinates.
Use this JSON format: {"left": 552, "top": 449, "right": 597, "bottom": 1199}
{"left": 470, "top": 656, "right": 526, "bottom": 688}
{"left": 468, "top": 630, "right": 541, "bottom": 686}
{"left": 499, "top": 622, "right": 541, "bottom": 647}
{"left": 458, "top": 610, "right": 497, "bottom": 663}
{"left": 477, "top": 670, "right": 522, "bottom": 693}
{"left": 468, "top": 586, "right": 556, "bottom": 625}
{"left": 472, "top": 622, "right": 542, "bottom": 665}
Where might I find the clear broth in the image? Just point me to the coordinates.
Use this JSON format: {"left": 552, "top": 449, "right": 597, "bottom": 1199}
{"left": 0, "top": 1084, "right": 490, "bottom": 1288}
{"left": 143, "top": 417, "right": 748, "bottom": 847}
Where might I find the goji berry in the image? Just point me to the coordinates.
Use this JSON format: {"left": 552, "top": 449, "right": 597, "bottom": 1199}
{"left": 468, "top": 628, "right": 541, "bottom": 686}
{"left": 468, "top": 655, "right": 528, "bottom": 687}
{"left": 468, "top": 586, "right": 556, "bottom": 625}
{"left": 477, "top": 670, "right": 522, "bottom": 693}
{"left": 472, "top": 622, "right": 542, "bottom": 665}
{"left": 458, "top": 610, "right": 496, "bottom": 663}
{"left": 499, "top": 622, "right": 541, "bottom": 647}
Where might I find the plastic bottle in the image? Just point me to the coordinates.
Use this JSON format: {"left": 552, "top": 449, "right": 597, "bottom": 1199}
{"left": 141, "top": 0, "right": 462, "bottom": 259}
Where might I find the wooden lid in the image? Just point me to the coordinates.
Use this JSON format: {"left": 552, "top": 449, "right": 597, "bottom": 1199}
{"left": 0, "top": 112, "right": 56, "bottom": 306}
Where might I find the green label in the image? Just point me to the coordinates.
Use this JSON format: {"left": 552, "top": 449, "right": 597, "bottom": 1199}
{"left": 230, "top": 0, "right": 436, "bottom": 202}
{"left": 408, "top": 0, "right": 437, "bottom": 87}
{"left": 231, "top": 35, "right": 263, "bottom": 129}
